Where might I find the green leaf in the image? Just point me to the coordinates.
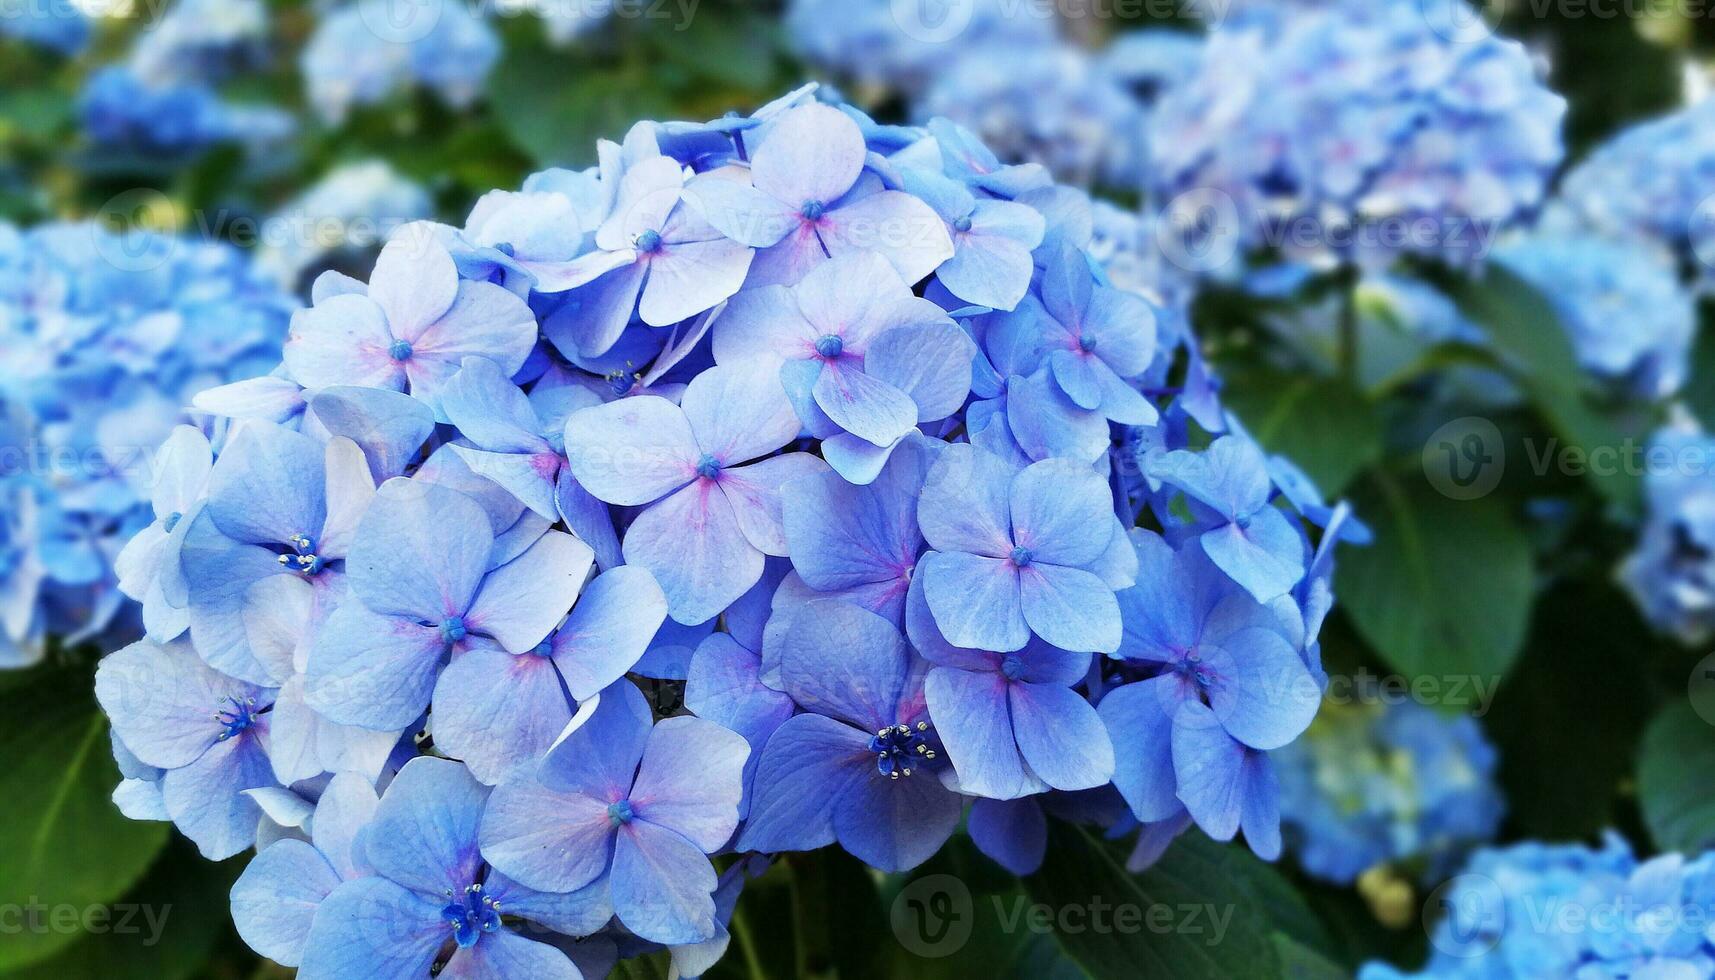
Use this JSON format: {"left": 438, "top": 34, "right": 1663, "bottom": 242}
{"left": 1440, "top": 266, "right": 1640, "bottom": 512}
{"left": 1220, "top": 368, "right": 1383, "bottom": 497}
{"left": 1337, "top": 476, "right": 1535, "bottom": 683}
{"left": 1486, "top": 583, "right": 1656, "bottom": 839}
{"left": 1637, "top": 701, "right": 1715, "bottom": 855}
{"left": 1270, "top": 933, "right": 1348, "bottom": 980}
{"left": 487, "top": 43, "right": 673, "bottom": 168}
{"left": 0, "top": 668, "right": 169, "bottom": 971}
{"left": 643, "top": 10, "right": 781, "bottom": 91}
{"left": 0, "top": 839, "right": 240, "bottom": 980}
{"left": 882, "top": 834, "right": 1083, "bottom": 979}
{"left": 1023, "top": 824, "right": 1299, "bottom": 979}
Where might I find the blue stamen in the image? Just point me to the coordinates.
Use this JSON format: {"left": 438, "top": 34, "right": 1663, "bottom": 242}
{"left": 607, "top": 800, "right": 635, "bottom": 826}
{"left": 696, "top": 453, "right": 722, "bottom": 480}
{"left": 388, "top": 339, "right": 413, "bottom": 361}
{"left": 276, "top": 533, "right": 325, "bottom": 575}
{"left": 1001, "top": 655, "right": 1026, "bottom": 682}
{"left": 163, "top": 511, "right": 182, "bottom": 533}
{"left": 953, "top": 215, "right": 973, "bottom": 233}
{"left": 636, "top": 230, "right": 663, "bottom": 253}
{"left": 441, "top": 616, "right": 468, "bottom": 644}
{"left": 799, "top": 200, "right": 825, "bottom": 221}
{"left": 493, "top": 241, "right": 515, "bottom": 257}
{"left": 441, "top": 883, "right": 501, "bottom": 950}
{"left": 869, "top": 722, "right": 936, "bottom": 779}
{"left": 814, "top": 334, "right": 844, "bottom": 358}
{"left": 215, "top": 695, "right": 259, "bottom": 741}
{"left": 1010, "top": 546, "right": 1034, "bottom": 567}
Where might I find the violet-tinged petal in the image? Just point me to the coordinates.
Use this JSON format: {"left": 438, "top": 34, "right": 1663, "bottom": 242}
{"left": 231, "top": 839, "right": 341, "bottom": 967}
{"left": 1200, "top": 506, "right": 1307, "bottom": 602}
{"left": 550, "top": 566, "right": 669, "bottom": 701}
{"left": 440, "top": 929, "right": 581, "bottom": 980}
{"left": 1099, "top": 675, "right": 1191, "bottom": 821}
{"left": 917, "top": 443, "right": 1015, "bottom": 558}
{"left": 629, "top": 716, "right": 748, "bottom": 851}
{"left": 736, "top": 713, "right": 868, "bottom": 855}
{"left": 1170, "top": 701, "right": 1246, "bottom": 841}
{"left": 283, "top": 294, "right": 403, "bottom": 392}
{"left": 924, "top": 666, "right": 1041, "bottom": 801}
{"left": 718, "top": 453, "right": 829, "bottom": 558}
{"left": 1017, "top": 562, "right": 1121, "bottom": 654}
{"left": 362, "top": 757, "right": 487, "bottom": 898}
{"left": 464, "top": 531, "right": 592, "bottom": 652}
{"left": 1008, "top": 680, "right": 1114, "bottom": 792}
{"left": 611, "top": 820, "right": 720, "bottom": 945}
{"left": 298, "top": 877, "right": 445, "bottom": 979}
{"left": 348, "top": 479, "right": 495, "bottom": 622}
{"left": 679, "top": 363, "right": 803, "bottom": 466}
{"left": 919, "top": 551, "right": 1027, "bottom": 654}
{"left": 750, "top": 103, "right": 865, "bottom": 207}
{"left": 538, "top": 681, "right": 653, "bottom": 799}
{"left": 968, "top": 797, "right": 1047, "bottom": 876}
{"left": 563, "top": 395, "right": 700, "bottom": 506}
{"left": 832, "top": 760, "right": 962, "bottom": 873}
{"left": 780, "top": 600, "right": 908, "bottom": 732}
{"left": 479, "top": 770, "right": 615, "bottom": 894}
{"left": 431, "top": 649, "right": 574, "bottom": 785}
{"left": 304, "top": 602, "right": 446, "bottom": 730}
{"left": 1009, "top": 457, "right": 1114, "bottom": 567}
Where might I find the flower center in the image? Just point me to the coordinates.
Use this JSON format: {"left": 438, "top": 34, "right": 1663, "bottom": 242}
{"left": 388, "top": 339, "right": 414, "bottom": 362}
{"left": 441, "top": 883, "right": 501, "bottom": 950}
{"left": 276, "top": 533, "right": 325, "bottom": 575}
{"left": 1000, "top": 655, "right": 1026, "bottom": 682}
{"left": 1078, "top": 334, "right": 1098, "bottom": 354}
{"left": 635, "top": 229, "right": 663, "bottom": 253}
{"left": 441, "top": 616, "right": 468, "bottom": 644}
{"left": 799, "top": 200, "right": 826, "bottom": 221}
{"left": 814, "top": 334, "right": 844, "bottom": 358}
{"left": 607, "top": 800, "right": 635, "bottom": 826}
{"left": 953, "top": 215, "right": 973, "bottom": 233}
{"left": 607, "top": 369, "right": 640, "bottom": 397}
{"left": 696, "top": 453, "right": 722, "bottom": 480}
{"left": 215, "top": 696, "right": 260, "bottom": 741}
{"left": 869, "top": 721, "right": 936, "bottom": 780}
{"left": 1010, "top": 546, "right": 1034, "bottom": 567}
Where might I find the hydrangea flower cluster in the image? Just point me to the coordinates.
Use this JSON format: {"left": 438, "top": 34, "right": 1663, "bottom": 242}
{"left": 915, "top": 41, "right": 1148, "bottom": 191}
{"left": 301, "top": 0, "right": 500, "bottom": 124}
{"left": 785, "top": 0, "right": 1054, "bottom": 94}
{"left": 1492, "top": 235, "right": 1695, "bottom": 401}
{"left": 786, "top": 0, "right": 1191, "bottom": 191}
{"left": 95, "top": 86, "right": 1349, "bottom": 975}
{"left": 1274, "top": 700, "right": 1504, "bottom": 886}
{"left": 256, "top": 160, "right": 434, "bottom": 289}
{"left": 1151, "top": 0, "right": 1566, "bottom": 269}
{"left": 78, "top": 0, "right": 293, "bottom": 157}
{"left": 1621, "top": 422, "right": 1715, "bottom": 643}
{"left": 1549, "top": 97, "right": 1715, "bottom": 276}
{"left": 1361, "top": 834, "right": 1715, "bottom": 979}
{"left": 0, "top": 222, "right": 296, "bottom": 667}
{"left": 0, "top": 0, "right": 88, "bottom": 55}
